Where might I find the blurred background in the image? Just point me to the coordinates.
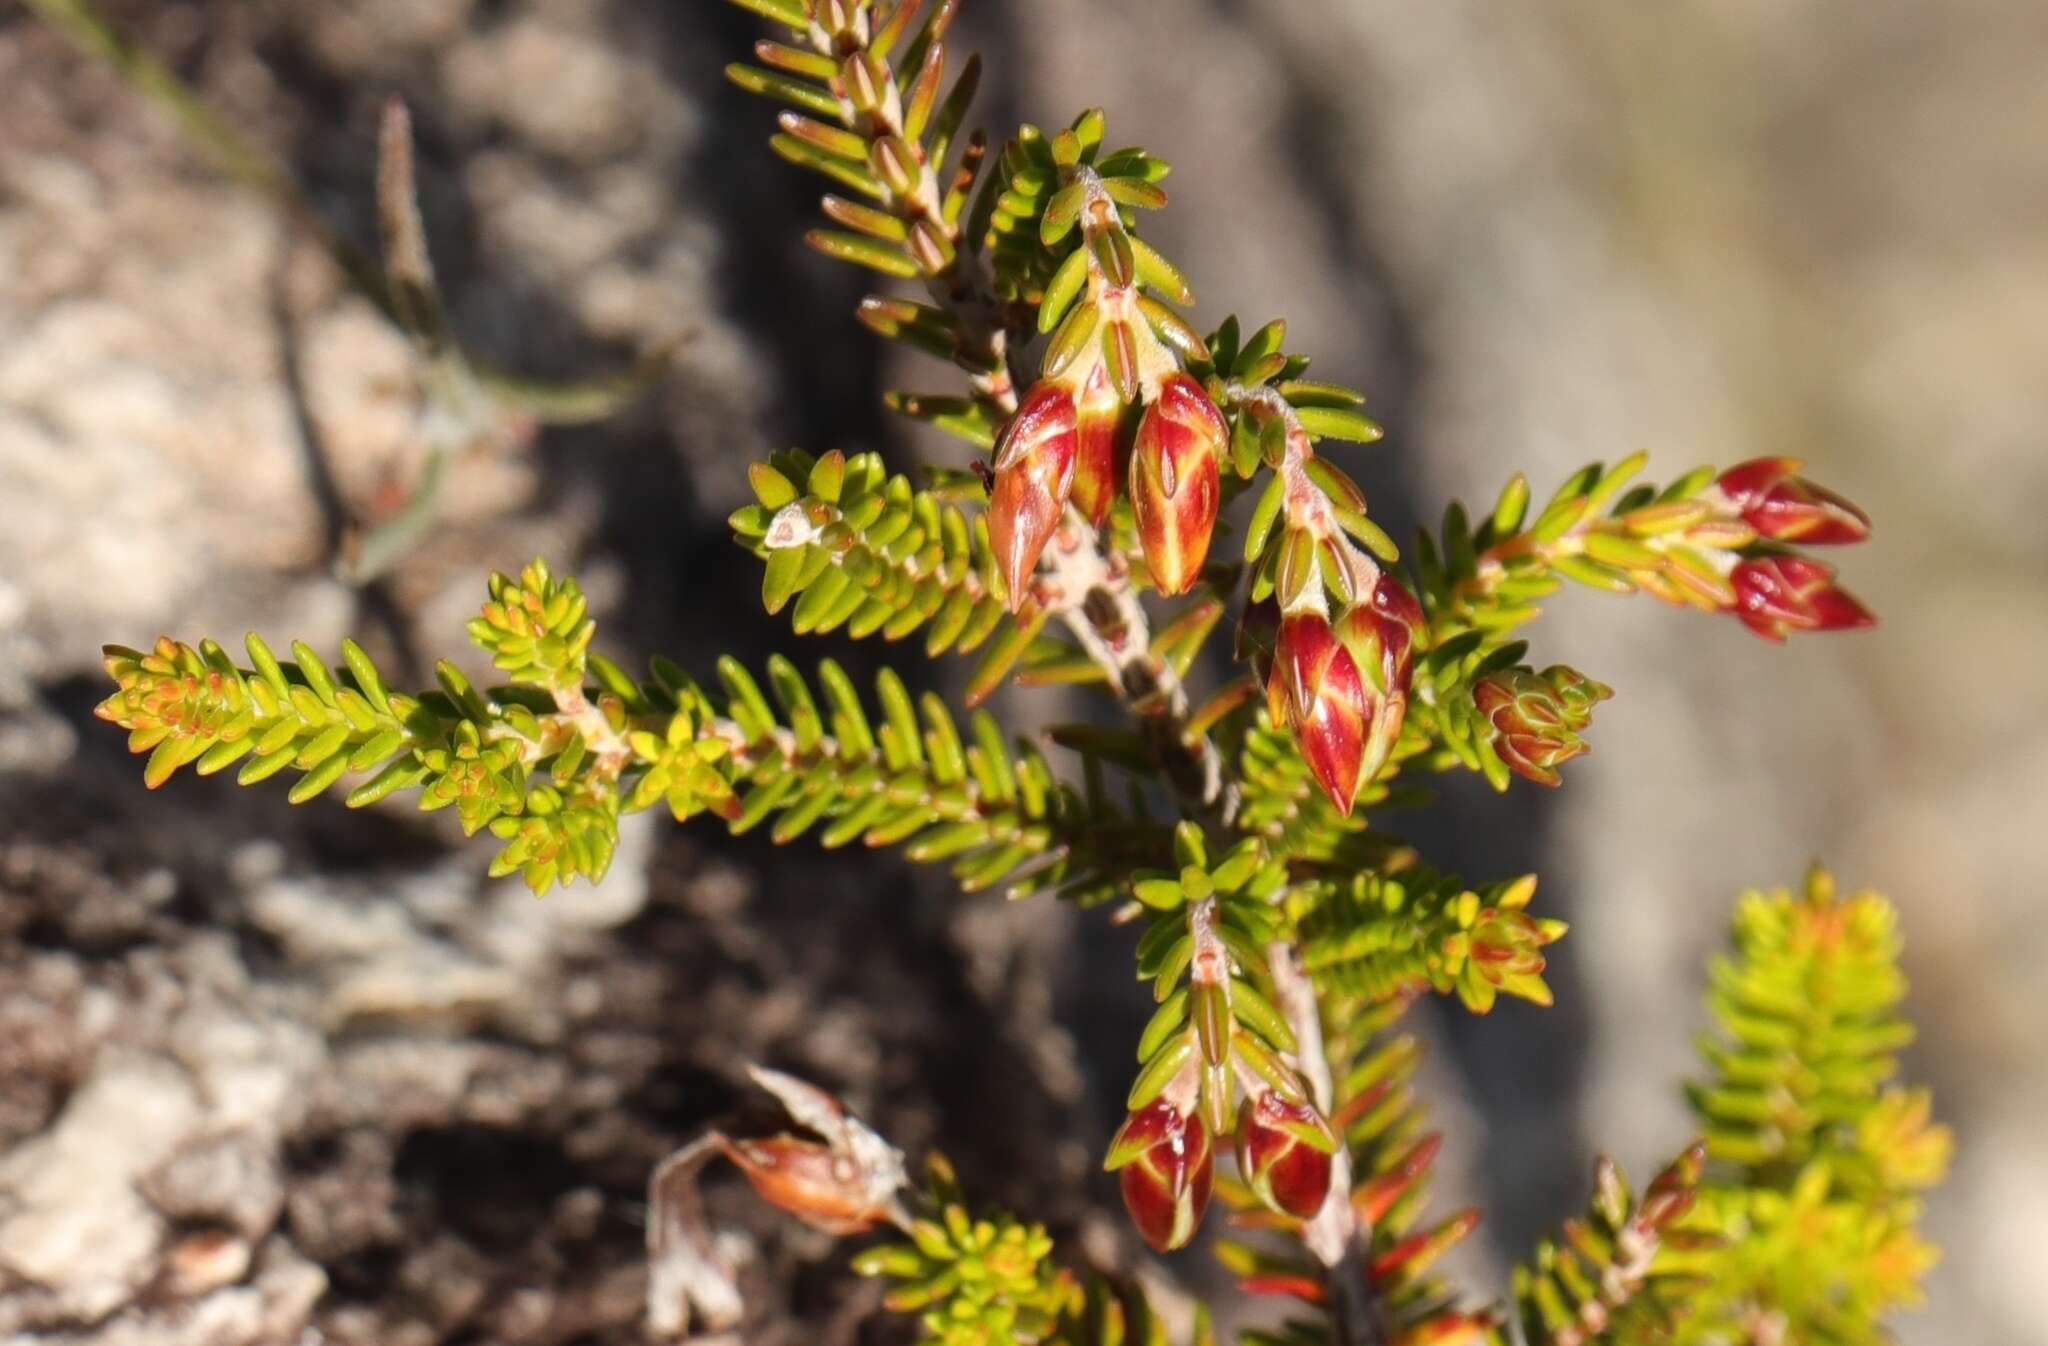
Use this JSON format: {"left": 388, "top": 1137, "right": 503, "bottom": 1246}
{"left": 1, "top": 1, "right": 2042, "bottom": 1342}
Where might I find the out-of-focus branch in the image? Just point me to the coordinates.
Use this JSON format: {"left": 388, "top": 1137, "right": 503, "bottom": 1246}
{"left": 646, "top": 1064, "right": 912, "bottom": 1339}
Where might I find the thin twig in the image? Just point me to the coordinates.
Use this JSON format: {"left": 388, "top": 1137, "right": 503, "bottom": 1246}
{"left": 1270, "top": 943, "right": 1390, "bottom": 1346}
{"left": 1035, "top": 514, "right": 1231, "bottom": 813}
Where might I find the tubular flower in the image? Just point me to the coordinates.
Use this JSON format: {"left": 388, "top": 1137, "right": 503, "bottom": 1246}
{"left": 987, "top": 380, "right": 1080, "bottom": 610}
{"left": 1471, "top": 667, "right": 1610, "bottom": 788}
{"left": 1104, "top": 1099, "right": 1214, "bottom": 1253}
{"left": 1235, "top": 1090, "right": 1338, "bottom": 1220}
{"left": 1717, "top": 457, "right": 1872, "bottom": 546}
{"left": 1729, "top": 554, "right": 1876, "bottom": 642}
{"left": 1268, "top": 611, "right": 1370, "bottom": 814}
{"left": 1069, "top": 361, "right": 1123, "bottom": 528}
{"left": 1129, "top": 372, "right": 1225, "bottom": 595}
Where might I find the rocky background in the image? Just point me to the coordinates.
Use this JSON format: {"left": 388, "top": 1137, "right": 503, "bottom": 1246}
{"left": 1, "top": 1, "right": 2042, "bottom": 1342}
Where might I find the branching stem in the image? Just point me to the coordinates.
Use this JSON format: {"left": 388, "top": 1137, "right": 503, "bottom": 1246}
{"left": 1032, "top": 514, "right": 1230, "bottom": 814}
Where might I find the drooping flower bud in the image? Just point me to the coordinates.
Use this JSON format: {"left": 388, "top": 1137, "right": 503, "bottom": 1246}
{"left": 1129, "top": 372, "right": 1224, "bottom": 596}
{"left": 1267, "top": 612, "right": 1369, "bottom": 814}
{"left": 1069, "top": 361, "right": 1123, "bottom": 528}
{"left": 1471, "top": 667, "right": 1611, "bottom": 788}
{"left": 721, "top": 1136, "right": 895, "bottom": 1235}
{"left": 1717, "top": 458, "right": 1871, "bottom": 546}
{"left": 1104, "top": 1099, "right": 1214, "bottom": 1252}
{"left": 1235, "top": 1090, "right": 1338, "bottom": 1220}
{"left": 1332, "top": 572, "right": 1425, "bottom": 790}
{"left": 1338, "top": 572, "right": 1425, "bottom": 696}
{"left": 1728, "top": 555, "right": 1876, "bottom": 642}
{"left": 987, "top": 381, "right": 1079, "bottom": 611}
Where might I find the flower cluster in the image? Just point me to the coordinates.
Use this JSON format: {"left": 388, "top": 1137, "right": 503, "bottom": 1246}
{"left": 1715, "top": 457, "right": 1874, "bottom": 641}
{"left": 1105, "top": 828, "right": 1342, "bottom": 1251}
{"left": 986, "top": 124, "right": 1226, "bottom": 606}
{"left": 1265, "top": 572, "right": 1425, "bottom": 814}
{"left": 1107, "top": 1084, "right": 1340, "bottom": 1254}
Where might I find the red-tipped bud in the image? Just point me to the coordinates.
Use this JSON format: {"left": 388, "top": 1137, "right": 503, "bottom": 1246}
{"left": 1471, "top": 667, "right": 1611, "bottom": 788}
{"left": 1267, "top": 612, "right": 1369, "bottom": 814}
{"left": 722, "top": 1137, "right": 893, "bottom": 1235}
{"left": 1234, "top": 1090, "right": 1338, "bottom": 1220}
{"left": 1717, "top": 458, "right": 1871, "bottom": 546}
{"left": 1338, "top": 573, "right": 1424, "bottom": 696}
{"left": 1333, "top": 573, "right": 1425, "bottom": 788}
{"left": 1129, "top": 372, "right": 1224, "bottom": 595}
{"left": 988, "top": 381, "right": 1079, "bottom": 610}
{"left": 1104, "top": 1100, "right": 1213, "bottom": 1253}
{"left": 1728, "top": 555, "right": 1876, "bottom": 642}
{"left": 1069, "top": 362, "right": 1123, "bottom": 527}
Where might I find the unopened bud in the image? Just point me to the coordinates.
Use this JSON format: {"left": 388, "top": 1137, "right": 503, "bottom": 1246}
{"left": 1070, "top": 362, "right": 1123, "bottom": 527}
{"left": 1130, "top": 372, "right": 1224, "bottom": 596}
{"left": 1717, "top": 458, "right": 1871, "bottom": 546}
{"left": 1333, "top": 573, "right": 1425, "bottom": 790}
{"left": 1267, "top": 611, "right": 1369, "bottom": 814}
{"left": 1728, "top": 555, "right": 1876, "bottom": 642}
{"left": 1235, "top": 1090, "right": 1338, "bottom": 1220}
{"left": 1104, "top": 1099, "right": 1213, "bottom": 1253}
{"left": 1471, "top": 667, "right": 1610, "bottom": 788}
{"left": 987, "top": 381, "right": 1079, "bottom": 610}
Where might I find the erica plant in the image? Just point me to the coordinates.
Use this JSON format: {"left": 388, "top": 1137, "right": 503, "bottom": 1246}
{"left": 86, "top": 0, "right": 1943, "bottom": 1343}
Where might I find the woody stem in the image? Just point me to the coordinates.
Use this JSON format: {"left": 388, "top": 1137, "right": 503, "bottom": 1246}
{"left": 1270, "top": 944, "right": 1390, "bottom": 1346}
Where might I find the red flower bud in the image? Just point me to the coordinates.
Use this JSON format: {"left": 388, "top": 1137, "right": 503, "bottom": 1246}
{"left": 1104, "top": 1100, "right": 1213, "bottom": 1253}
{"left": 1334, "top": 573, "right": 1425, "bottom": 789}
{"left": 1069, "top": 362, "right": 1122, "bottom": 528}
{"left": 1235, "top": 1090, "right": 1338, "bottom": 1220}
{"left": 988, "top": 381, "right": 1079, "bottom": 611}
{"left": 1728, "top": 554, "right": 1876, "bottom": 642}
{"left": 1267, "top": 612, "right": 1369, "bottom": 814}
{"left": 1129, "top": 372, "right": 1224, "bottom": 596}
{"left": 1339, "top": 572, "right": 1425, "bottom": 697}
{"left": 1471, "top": 667, "right": 1610, "bottom": 788}
{"left": 1717, "top": 458, "right": 1871, "bottom": 546}
{"left": 722, "top": 1137, "right": 893, "bottom": 1235}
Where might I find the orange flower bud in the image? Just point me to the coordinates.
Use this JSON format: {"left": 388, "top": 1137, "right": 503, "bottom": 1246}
{"left": 1729, "top": 555, "right": 1876, "bottom": 642}
{"left": 1267, "top": 612, "right": 1369, "bottom": 814}
{"left": 987, "top": 381, "right": 1079, "bottom": 611}
{"left": 1335, "top": 573, "right": 1424, "bottom": 787}
{"left": 1129, "top": 373, "right": 1224, "bottom": 595}
{"left": 1338, "top": 573, "right": 1424, "bottom": 697}
{"left": 722, "top": 1136, "right": 895, "bottom": 1235}
{"left": 1234, "top": 1090, "right": 1338, "bottom": 1220}
{"left": 1069, "top": 362, "right": 1123, "bottom": 528}
{"left": 1717, "top": 458, "right": 1871, "bottom": 546}
{"left": 1104, "top": 1099, "right": 1214, "bottom": 1252}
